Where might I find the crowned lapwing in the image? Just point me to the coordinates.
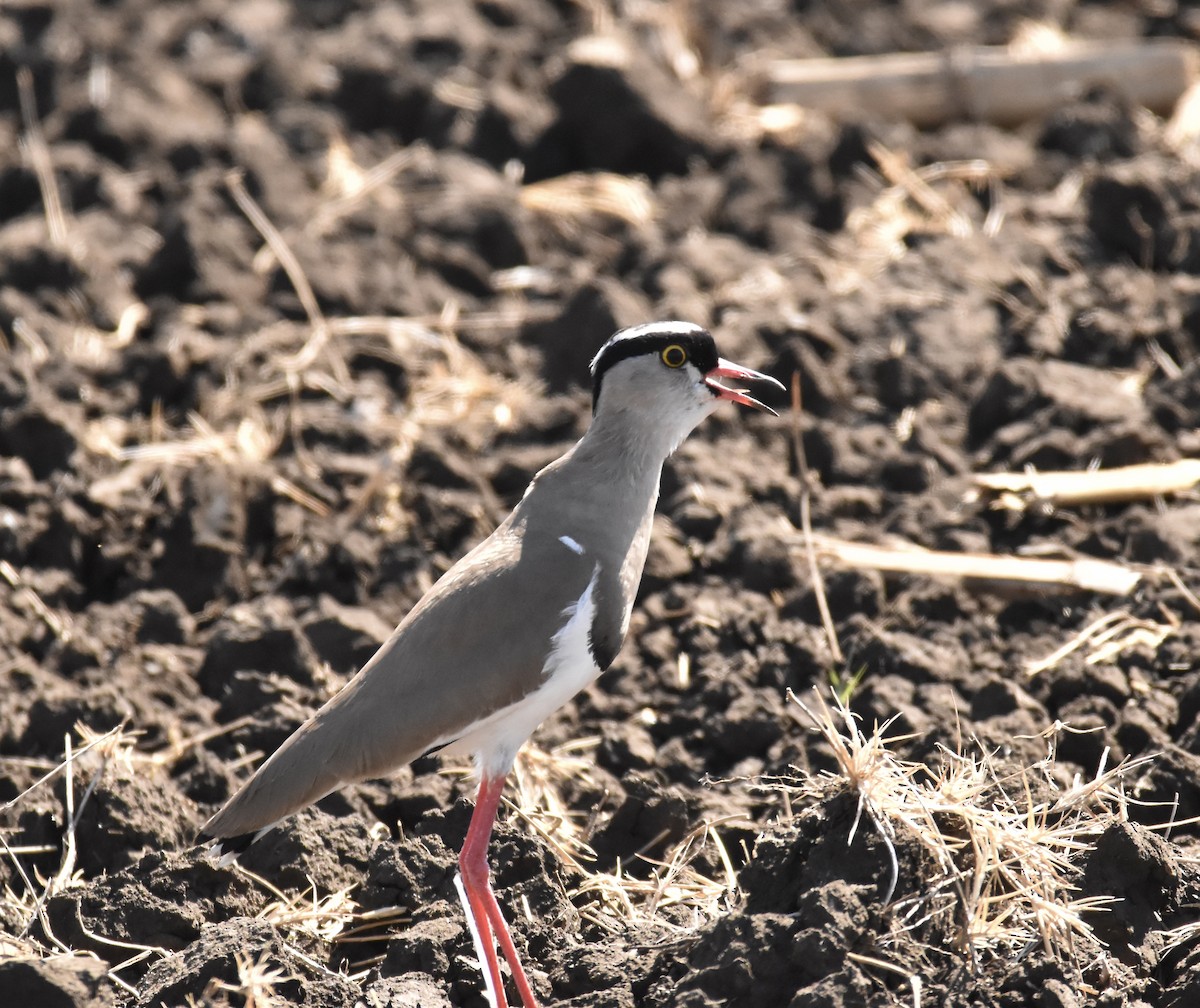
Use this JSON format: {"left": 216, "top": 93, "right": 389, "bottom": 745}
{"left": 197, "top": 321, "right": 783, "bottom": 1007}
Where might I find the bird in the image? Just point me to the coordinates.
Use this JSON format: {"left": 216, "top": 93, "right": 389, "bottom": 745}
{"left": 196, "top": 320, "right": 783, "bottom": 1008}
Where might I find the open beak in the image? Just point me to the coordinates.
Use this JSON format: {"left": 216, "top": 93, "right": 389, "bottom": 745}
{"left": 704, "top": 358, "right": 785, "bottom": 416}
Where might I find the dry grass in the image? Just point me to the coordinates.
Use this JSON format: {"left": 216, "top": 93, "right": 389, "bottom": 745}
{"left": 789, "top": 373, "right": 843, "bottom": 666}
{"left": 0, "top": 721, "right": 411, "bottom": 994}
{"left": 775, "top": 689, "right": 1159, "bottom": 985}
{"left": 85, "top": 408, "right": 331, "bottom": 516}
{"left": 815, "top": 144, "right": 1006, "bottom": 296}
{"left": 240, "top": 865, "right": 409, "bottom": 979}
{"left": 0, "top": 696, "right": 1183, "bottom": 999}
{"left": 489, "top": 740, "right": 741, "bottom": 937}
{"left": 1025, "top": 608, "right": 1177, "bottom": 678}
{"left": 9, "top": 24, "right": 1192, "bottom": 996}
{"left": 201, "top": 950, "right": 293, "bottom": 1008}
{"left": 520, "top": 172, "right": 657, "bottom": 229}
{"left": 65, "top": 132, "right": 541, "bottom": 532}
{"left": 83, "top": 310, "right": 535, "bottom": 528}
{"left": 1160, "top": 914, "right": 1200, "bottom": 961}
{"left": 0, "top": 730, "right": 742, "bottom": 998}
{"left": 1, "top": 725, "right": 132, "bottom": 969}
{"left": 570, "top": 819, "right": 739, "bottom": 935}
{"left": 505, "top": 738, "right": 602, "bottom": 871}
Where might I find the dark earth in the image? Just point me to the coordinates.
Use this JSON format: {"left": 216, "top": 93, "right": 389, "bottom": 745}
{"left": 3, "top": 0, "right": 1200, "bottom": 1006}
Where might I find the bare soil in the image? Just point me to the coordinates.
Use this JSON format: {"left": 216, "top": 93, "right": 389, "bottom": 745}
{"left": 2, "top": 1, "right": 1200, "bottom": 1006}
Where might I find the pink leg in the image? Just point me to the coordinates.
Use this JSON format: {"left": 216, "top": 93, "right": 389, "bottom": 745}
{"left": 458, "top": 773, "right": 540, "bottom": 1008}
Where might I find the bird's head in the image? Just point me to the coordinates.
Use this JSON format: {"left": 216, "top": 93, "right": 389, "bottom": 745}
{"left": 589, "top": 322, "right": 783, "bottom": 451}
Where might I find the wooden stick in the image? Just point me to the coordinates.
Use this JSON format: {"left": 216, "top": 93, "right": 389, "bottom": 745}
{"left": 972, "top": 459, "right": 1200, "bottom": 509}
{"left": 767, "top": 40, "right": 1199, "bottom": 128}
{"left": 807, "top": 536, "right": 1140, "bottom": 596}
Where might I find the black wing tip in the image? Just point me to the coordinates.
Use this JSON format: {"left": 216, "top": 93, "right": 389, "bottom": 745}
{"left": 194, "top": 828, "right": 259, "bottom": 861}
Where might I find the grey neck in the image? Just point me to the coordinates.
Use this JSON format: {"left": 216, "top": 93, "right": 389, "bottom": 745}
{"left": 570, "top": 406, "right": 678, "bottom": 489}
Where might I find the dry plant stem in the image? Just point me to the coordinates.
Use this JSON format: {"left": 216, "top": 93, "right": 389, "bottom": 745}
{"left": 70, "top": 911, "right": 165, "bottom": 995}
{"left": 972, "top": 458, "right": 1200, "bottom": 509}
{"left": 225, "top": 170, "right": 348, "bottom": 389}
{"left": 1162, "top": 566, "right": 1200, "bottom": 616}
{"left": 17, "top": 67, "right": 69, "bottom": 249}
{"left": 226, "top": 170, "right": 327, "bottom": 338}
{"left": 1025, "top": 609, "right": 1175, "bottom": 677}
{"left": 146, "top": 714, "right": 258, "bottom": 767}
{"left": 810, "top": 536, "right": 1140, "bottom": 596}
{"left": 332, "top": 905, "right": 412, "bottom": 945}
{"left": 789, "top": 373, "right": 843, "bottom": 664}
{"left": 225, "top": 171, "right": 344, "bottom": 485}
{"left": 846, "top": 951, "right": 922, "bottom": 1008}
{"left": 868, "top": 142, "right": 971, "bottom": 237}
{"left": 310, "top": 146, "right": 417, "bottom": 233}
{"left": 519, "top": 172, "right": 657, "bottom": 227}
{"left": 767, "top": 39, "right": 1198, "bottom": 128}
{"left": 0, "top": 723, "right": 125, "bottom": 814}
{"left": 0, "top": 559, "right": 72, "bottom": 643}
{"left": 20, "top": 735, "right": 111, "bottom": 939}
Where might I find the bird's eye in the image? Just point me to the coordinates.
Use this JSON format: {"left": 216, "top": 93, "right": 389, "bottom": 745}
{"left": 660, "top": 344, "right": 687, "bottom": 368}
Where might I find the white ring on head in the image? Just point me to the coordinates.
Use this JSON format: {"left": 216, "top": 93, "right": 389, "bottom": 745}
{"left": 614, "top": 321, "right": 704, "bottom": 341}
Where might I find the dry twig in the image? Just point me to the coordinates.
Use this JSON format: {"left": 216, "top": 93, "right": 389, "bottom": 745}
{"left": 807, "top": 535, "right": 1140, "bottom": 596}
{"left": 789, "top": 373, "right": 842, "bottom": 664}
{"left": 971, "top": 459, "right": 1200, "bottom": 510}
{"left": 767, "top": 38, "right": 1198, "bottom": 128}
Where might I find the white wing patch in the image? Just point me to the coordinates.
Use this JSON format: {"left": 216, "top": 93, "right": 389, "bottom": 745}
{"left": 558, "top": 534, "right": 585, "bottom": 555}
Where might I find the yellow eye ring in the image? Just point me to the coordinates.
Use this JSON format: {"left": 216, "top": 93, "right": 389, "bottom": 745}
{"left": 660, "top": 344, "right": 687, "bottom": 368}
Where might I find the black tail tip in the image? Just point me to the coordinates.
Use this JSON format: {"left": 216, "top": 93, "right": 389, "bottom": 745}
{"left": 194, "top": 829, "right": 259, "bottom": 861}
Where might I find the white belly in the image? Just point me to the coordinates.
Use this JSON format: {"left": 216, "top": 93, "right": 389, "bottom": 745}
{"left": 440, "top": 567, "right": 603, "bottom": 777}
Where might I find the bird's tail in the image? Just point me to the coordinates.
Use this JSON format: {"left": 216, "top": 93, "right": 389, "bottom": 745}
{"left": 195, "top": 822, "right": 278, "bottom": 864}
{"left": 195, "top": 719, "right": 346, "bottom": 857}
